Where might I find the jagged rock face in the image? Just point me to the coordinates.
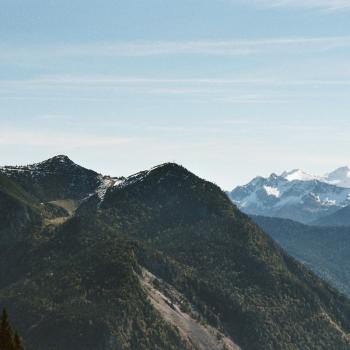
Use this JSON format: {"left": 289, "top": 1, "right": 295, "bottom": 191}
{"left": 228, "top": 172, "right": 350, "bottom": 224}
{"left": 0, "top": 155, "right": 103, "bottom": 201}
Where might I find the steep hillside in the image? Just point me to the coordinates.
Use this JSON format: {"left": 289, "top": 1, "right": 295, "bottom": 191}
{"left": 98, "top": 163, "right": 350, "bottom": 350}
{"left": 0, "top": 174, "right": 42, "bottom": 247}
{"left": 0, "top": 217, "right": 193, "bottom": 350}
{"left": 253, "top": 215, "right": 350, "bottom": 297}
{"left": 1, "top": 159, "right": 350, "bottom": 350}
{"left": 314, "top": 205, "right": 350, "bottom": 227}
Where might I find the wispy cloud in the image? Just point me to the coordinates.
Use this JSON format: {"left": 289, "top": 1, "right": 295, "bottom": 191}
{"left": 36, "top": 114, "right": 72, "bottom": 121}
{"left": 0, "top": 129, "right": 133, "bottom": 147}
{"left": 1, "top": 74, "right": 350, "bottom": 105}
{"left": 244, "top": 0, "right": 350, "bottom": 11}
{"left": 3, "top": 75, "right": 350, "bottom": 89}
{"left": 1, "top": 36, "right": 350, "bottom": 60}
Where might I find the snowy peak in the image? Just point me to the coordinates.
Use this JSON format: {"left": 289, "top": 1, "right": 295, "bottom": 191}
{"left": 280, "top": 166, "right": 350, "bottom": 188}
{"left": 281, "top": 169, "right": 321, "bottom": 182}
{"left": 228, "top": 166, "right": 350, "bottom": 224}
{"left": 325, "top": 166, "right": 350, "bottom": 188}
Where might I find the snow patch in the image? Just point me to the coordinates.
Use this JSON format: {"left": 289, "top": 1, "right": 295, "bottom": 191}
{"left": 264, "top": 186, "right": 280, "bottom": 197}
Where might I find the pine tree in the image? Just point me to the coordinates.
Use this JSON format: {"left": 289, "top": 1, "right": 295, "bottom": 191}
{"left": 0, "top": 308, "right": 15, "bottom": 350}
{"left": 13, "top": 331, "right": 23, "bottom": 350}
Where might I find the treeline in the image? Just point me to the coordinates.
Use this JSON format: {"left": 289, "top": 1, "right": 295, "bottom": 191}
{"left": 0, "top": 309, "right": 23, "bottom": 350}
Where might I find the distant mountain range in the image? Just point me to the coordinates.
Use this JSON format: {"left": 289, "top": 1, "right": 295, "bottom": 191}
{"left": 228, "top": 167, "right": 350, "bottom": 224}
{"left": 1, "top": 156, "right": 350, "bottom": 350}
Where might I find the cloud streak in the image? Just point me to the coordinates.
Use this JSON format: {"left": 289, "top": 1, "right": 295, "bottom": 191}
{"left": 244, "top": 0, "right": 350, "bottom": 11}
{"left": 0, "top": 129, "right": 133, "bottom": 147}
{"left": 1, "top": 75, "right": 350, "bottom": 105}
{"left": 1, "top": 36, "right": 350, "bottom": 60}
{"left": 3, "top": 75, "right": 350, "bottom": 89}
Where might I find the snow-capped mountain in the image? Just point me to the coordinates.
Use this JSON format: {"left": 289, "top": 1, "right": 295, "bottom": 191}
{"left": 325, "top": 166, "right": 350, "bottom": 188}
{"left": 280, "top": 167, "right": 350, "bottom": 188}
{"left": 228, "top": 167, "right": 350, "bottom": 224}
{"left": 280, "top": 169, "right": 323, "bottom": 182}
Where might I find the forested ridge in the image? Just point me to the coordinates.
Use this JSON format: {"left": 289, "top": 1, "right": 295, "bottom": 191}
{"left": 1, "top": 157, "right": 350, "bottom": 349}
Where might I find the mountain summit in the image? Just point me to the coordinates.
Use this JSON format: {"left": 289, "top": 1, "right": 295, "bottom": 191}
{"left": 280, "top": 166, "right": 350, "bottom": 188}
{"left": 326, "top": 166, "right": 350, "bottom": 187}
{"left": 1, "top": 157, "right": 350, "bottom": 349}
{"left": 280, "top": 168, "right": 322, "bottom": 182}
{"left": 228, "top": 166, "right": 350, "bottom": 223}
{"left": 0, "top": 155, "right": 104, "bottom": 201}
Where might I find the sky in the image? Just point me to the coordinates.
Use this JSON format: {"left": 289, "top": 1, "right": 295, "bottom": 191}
{"left": 1, "top": 0, "right": 350, "bottom": 189}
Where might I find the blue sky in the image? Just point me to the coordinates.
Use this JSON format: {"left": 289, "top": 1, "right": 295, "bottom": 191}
{"left": 1, "top": 0, "right": 350, "bottom": 189}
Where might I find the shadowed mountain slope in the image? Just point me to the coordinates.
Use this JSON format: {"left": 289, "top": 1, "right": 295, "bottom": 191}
{"left": 314, "top": 205, "right": 350, "bottom": 227}
{"left": 0, "top": 159, "right": 350, "bottom": 350}
{"left": 253, "top": 215, "right": 350, "bottom": 297}
{"left": 0, "top": 155, "right": 103, "bottom": 202}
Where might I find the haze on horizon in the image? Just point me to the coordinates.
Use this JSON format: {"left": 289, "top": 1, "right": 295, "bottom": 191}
{"left": 1, "top": 0, "right": 350, "bottom": 189}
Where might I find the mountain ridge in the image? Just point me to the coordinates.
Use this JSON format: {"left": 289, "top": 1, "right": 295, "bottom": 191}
{"left": 1, "top": 156, "right": 350, "bottom": 349}
{"left": 228, "top": 167, "right": 350, "bottom": 224}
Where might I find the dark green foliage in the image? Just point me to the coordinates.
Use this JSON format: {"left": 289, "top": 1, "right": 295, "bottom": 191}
{"left": 1, "top": 160, "right": 350, "bottom": 350}
{"left": 0, "top": 217, "right": 191, "bottom": 350}
{"left": 13, "top": 332, "right": 24, "bottom": 350}
{"left": 0, "top": 175, "right": 42, "bottom": 248}
{"left": 0, "top": 308, "right": 14, "bottom": 350}
{"left": 99, "top": 164, "right": 350, "bottom": 350}
{"left": 253, "top": 215, "right": 350, "bottom": 297}
{"left": 1, "top": 156, "right": 101, "bottom": 202}
{"left": 0, "top": 309, "right": 23, "bottom": 350}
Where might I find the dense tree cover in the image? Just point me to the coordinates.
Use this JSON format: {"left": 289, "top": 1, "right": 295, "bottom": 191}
{"left": 0, "top": 309, "right": 24, "bottom": 350}
{"left": 1, "top": 159, "right": 350, "bottom": 349}
{"left": 100, "top": 164, "right": 350, "bottom": 350}
{"left": 0, "top": 156, "right": 101, "bottom": 202}
{"left": 0, "top": 217, "right": 192, "bottom": 350}
{"left": 253, "top": 215, "right": 350, "bottom": 297}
